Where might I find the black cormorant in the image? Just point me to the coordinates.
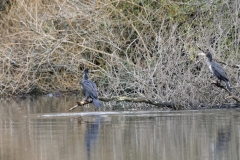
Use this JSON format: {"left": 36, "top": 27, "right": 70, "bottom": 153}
{"left": 81, "top": 69, "right": 102, "bottom": 107}
{"left": 198, "top": 50, "right": 231, "bottom": 91}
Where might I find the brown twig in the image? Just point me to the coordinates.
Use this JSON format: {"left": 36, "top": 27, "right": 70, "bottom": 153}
{"left": 197, "top": 46, "right": 205, "bottom": 52}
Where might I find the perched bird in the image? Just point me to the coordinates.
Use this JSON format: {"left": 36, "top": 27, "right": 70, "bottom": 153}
{"left": 198, "top": 50, "right": 231, "bottom": 91}
{"left": 81, "top": 69, "right": 102, "bottom": 107}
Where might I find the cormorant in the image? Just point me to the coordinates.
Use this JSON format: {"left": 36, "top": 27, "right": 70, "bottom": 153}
{"left": 198, "top": 50, "right": 231, "bottom": 91}
{"left": 81, "top": 69, "right": 102, "bottom": 107}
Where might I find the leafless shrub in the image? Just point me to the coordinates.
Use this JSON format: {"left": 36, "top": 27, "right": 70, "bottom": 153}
{"left": 0, "top": 0, "right": 239, "bottom": 108}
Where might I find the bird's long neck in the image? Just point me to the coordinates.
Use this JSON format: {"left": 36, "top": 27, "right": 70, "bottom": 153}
{"left": 84, "top": 72, "right": 88, "bottom": 80}
{"left": 206, "top": 51, "right": 213, "bottom": 62}
{"left": 208, "top": 54, "right": 212, "bottom": 62}
{"left": 206, "top": 57, "right": 212, "bottom": 66}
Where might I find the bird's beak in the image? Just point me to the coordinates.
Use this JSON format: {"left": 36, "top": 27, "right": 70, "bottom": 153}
{"left": 198, "top": 52, "right": 206, "bottom": 57}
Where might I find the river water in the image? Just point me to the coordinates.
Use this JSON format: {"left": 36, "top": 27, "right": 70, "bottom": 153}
{"left": 0, "top": 95, "right": 239, "bottom": 160}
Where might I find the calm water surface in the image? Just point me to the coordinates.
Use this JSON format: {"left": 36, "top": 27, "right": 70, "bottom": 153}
{"left": 0, "top": 95, "right": 239, "bottom": 160}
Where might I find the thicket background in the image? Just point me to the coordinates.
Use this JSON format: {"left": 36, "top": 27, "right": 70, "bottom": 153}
{"left": 0, "top": 0, "right": 239, "bottom": 109}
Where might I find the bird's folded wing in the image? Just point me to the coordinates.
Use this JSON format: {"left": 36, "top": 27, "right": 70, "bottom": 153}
{"left": 81, "top": 80, "right": 98, "bottom": 98}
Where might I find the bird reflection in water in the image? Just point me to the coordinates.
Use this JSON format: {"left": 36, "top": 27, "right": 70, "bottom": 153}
{"left": 213, "top": 124, "right": 231, "bottom": 160}
{"left": 85, "top": 116, "right": 102, "bottom": 160}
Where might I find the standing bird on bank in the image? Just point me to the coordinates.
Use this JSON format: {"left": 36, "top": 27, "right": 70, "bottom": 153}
{"left": 198, "top": 50, "right": 231, "bottom": 91}
{"left": 81, "top": 69, "right": 102, "bottom": 107}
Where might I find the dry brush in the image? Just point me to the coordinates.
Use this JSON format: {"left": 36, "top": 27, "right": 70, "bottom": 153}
{"left": 0, "top": 0, "right": 240, "bottom": 109}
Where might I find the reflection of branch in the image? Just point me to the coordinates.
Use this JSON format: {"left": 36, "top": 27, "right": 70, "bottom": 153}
{"left": 212, "top": 81, "right": 240, "bottom": 102}
{"left": 69, "top": 96, "right": 183, "bottom": 111}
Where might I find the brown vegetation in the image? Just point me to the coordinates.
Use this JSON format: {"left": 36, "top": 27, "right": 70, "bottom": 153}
{"left": 0, "top": 0, "right": 240, "bottom": 109}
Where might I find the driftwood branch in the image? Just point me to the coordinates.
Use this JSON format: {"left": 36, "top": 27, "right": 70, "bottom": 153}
{"left": 69, "top": 96, "right": 183, "bottom": 111}
{"left": 212, "top": 81, "right": 240, "bottom": 102}
{"left": 69, "top": 101, "right": 92, "bottom": 111}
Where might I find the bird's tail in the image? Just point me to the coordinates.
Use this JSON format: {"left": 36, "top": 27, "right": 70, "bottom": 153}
{"left": 93, "top": 99, "right": 102, "bottom": 108}
{"left": 225, "top": 81, "right": 231, "bottom": 91}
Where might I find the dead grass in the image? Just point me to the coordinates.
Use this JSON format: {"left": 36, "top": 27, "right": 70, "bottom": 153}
{"left": 0, "top": 0, "right": 239, "bottom": 108}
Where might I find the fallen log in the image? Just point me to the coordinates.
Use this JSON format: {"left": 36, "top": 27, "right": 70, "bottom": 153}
{"left": 69, "top": 96, "right": 183, "bottom": 111}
